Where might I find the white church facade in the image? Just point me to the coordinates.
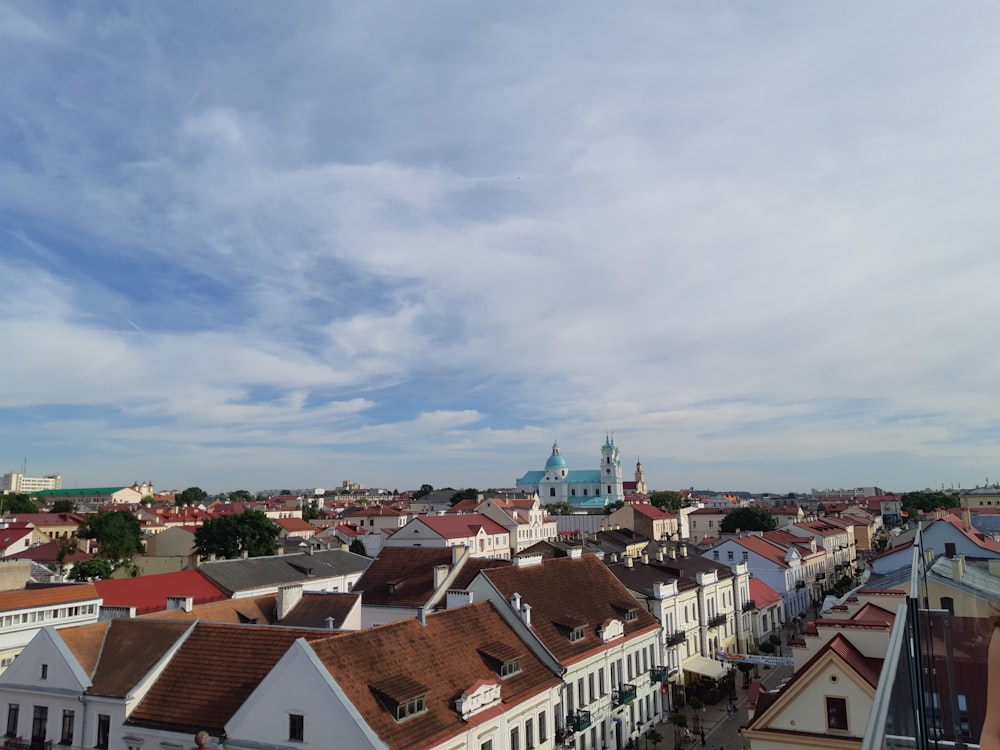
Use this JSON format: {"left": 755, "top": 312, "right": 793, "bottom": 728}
{"left": 516, "top": 436, "right": 626, "bottom": 508}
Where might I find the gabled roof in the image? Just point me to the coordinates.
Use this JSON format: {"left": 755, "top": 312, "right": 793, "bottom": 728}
{"left": 749, "top": 578, "right": 783, "bottom": 608}
{"left": 630, "top": 503, "right": 676, "bottom": 520}
{"left": 197, "top": 550, "right": 370, "bottom": 596}
{"left": 143, "top": 594, "right": 278, "bottom": 624}
{"left": 60, "top": 619, "right": 192, "bottom": 698}
{"left": 280, "top": 592, "right": 361, "bottom": 629}
{"left": 8, "top": 539, "right": 94, "bottom": 565}
{"left": 0, "top": 583, "right": 100, "bottom": 613}
{"left": 353, "top": 548, "right": 455, "bottom": 608}
{"left": 411, "top": 514, "right": 509, "bottom": 539}
{"left": 0, "top": 526, "right": 33, "bottom": 549}
{"left": 475, "top": 555, "right": 660, "bottom": 666}
{"left": 727, "top": 535, "right": 794, "bottom": 567}
{"left": 1, "top": 512, "right": 86, "bottom": 527}
{"left": 126, "top": 622, "right": 334, "bottom": 735}
{"left": 273, "top": 517, "right": 315, "bottom": 532}
{"left": 94, "top": 570, "right": 227, "bottom": 615}
{"left": 308, "top": 601, "right": 560, "bottom": 750}
{"left": 937, "top": 515, "right": 1000, "bottom": 554}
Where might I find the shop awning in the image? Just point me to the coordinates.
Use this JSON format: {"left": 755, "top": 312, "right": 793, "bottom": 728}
{"left": 682, "top": 655, "right": 729, "bottom": 681}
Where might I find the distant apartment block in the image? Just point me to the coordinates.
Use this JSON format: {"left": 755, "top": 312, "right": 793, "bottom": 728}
{"left": 1, "top": 473, "right": 61, "bottom": 494}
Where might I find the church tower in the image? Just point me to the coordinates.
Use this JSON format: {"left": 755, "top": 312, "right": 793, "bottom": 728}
{"left": 634, "top": 459, "right": 648, "bottom": 495}
{"left": 600, "top": 434, "right": 624, "bottom": 503}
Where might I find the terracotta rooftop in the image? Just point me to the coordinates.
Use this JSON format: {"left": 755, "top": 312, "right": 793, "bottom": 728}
{"left": 0, "top": 583, "right": 100, "bottom": 613}
{"left": 353, "top": 547, "right": 455, "bottom": 608}
{"left": 126, "top": 622, "right": 333, "bottom": 735}
{"left": 748, "top": 578, "right": 784, "bottom": 608}
{"left": 142, "top": 594, "right": 278, "bottom": 624}
{"left": 475, "top": 555, "right": 660, "bottom": 666}
{"left": 309, "top": 601, "right": 560, "bottom": 750}
{"left": 412, "top": 514, "right": 509, "bottom": 539}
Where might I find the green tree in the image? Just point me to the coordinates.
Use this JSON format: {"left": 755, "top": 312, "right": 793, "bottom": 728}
{"left": 413, "top": 484, "right": 434, "bottom": 500}
{"left": 650, "top": 491, "right": 685, "bottom": 513}
{"left": 301, "top": 499, "right": 325, "bottom": 521}
{"left": 228, "top": 489, "right": 253, "bottom": 503}
{"left": 901, "top": 490, "right": 959, "bottom": 519}
{"left": 194, "top": 510, "right": 279, "bottom": 559}
{"left": 2, "top": 494, "right": 37, "bottom": 514}
{"left": 176, "top": 486, "right": 208, "bottom": 506}
{"left": 348, "top": 538, "right": 368, "bottom": 557}
{"left": 645, "top": 729, "right": 664, "bottom": 750}
{"left": 55, "top": 534, "right": 78, "bottom": 575}
{"left": 139, "top": 495, "right": 156, "bottom": 506}
{"left": 77, "top": 510, "right": 144, "bottom": 568}
{"left": 67, "top": 558, "right": 114, "bottom": 581}
{"left": 450, "top": 488, "right": 479, "bottom": 505}
{"left": 50, "top": 499, "right": 76, "bottom": 513}
{"left": 545, "top": 501, "right": 574, "bottom": 515}
{"left": 719, "top": 507, "right": 777, "bottom": 534}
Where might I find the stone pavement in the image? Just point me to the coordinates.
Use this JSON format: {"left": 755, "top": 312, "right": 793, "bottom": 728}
{"left": 651, "top": 663, "right": 792, "bottom": 750}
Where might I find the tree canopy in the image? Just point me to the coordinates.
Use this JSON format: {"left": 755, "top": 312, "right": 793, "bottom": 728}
{"left": 194, "top": 510, "right": 279, "bottom": 559}
{"left": 348, "top": 538, "right": 368, "bottom": 557}
{"left": 76, "top": 510, "right": 144, "bottom": 568}
{"left": 545, "top": 501, "right": 574, "bottom": 515}
{"left": 650, "top": 491, "right": 685, "bottom": 514}
{"left": 301, "top": 499, "right": 325, "bottom": 521}
{"left": 719, "top": 506, "right": 777, "bottom": 534}
{"left": 176, "top": 486, "right": 208, "bottom": 506}
{"left": 413, "top": 484, "right": 434, "bottom": 500}
{"left": 2, "top": 494, "right": 38, "bottom": 514}
{"left": 901, "top": 490, "right": 959, "bottom": 518}
{"left": 49, "top": 499, "right": 76, "bottom": 513}
{"left": 67, "top": 558, "right": 114, "bottom": 582}
{"left": 450, "top": 488, "right": 479, "bottom": 505}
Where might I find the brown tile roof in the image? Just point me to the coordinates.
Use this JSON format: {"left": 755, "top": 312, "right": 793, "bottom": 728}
{"left": 127, "top": 622, "right": 333, "bottom": 735}
{"left": 476, "top": 555, "right": 660, "bottom": 666}
{"left": 142, "top": 594, "right": 278, "bottom": 624}
{"left": 279, "top": 592, "right": 360, "bottom": 629}
{"left": 0, "top": 583, "right": 100, "bottom": 613}
{"left": 309, "top": 601, "right": 560, "bottom": 750}
{"left": 414, "top": 514, "right": 509, "bottom": 539}
{"left": 58, "top": 620, "right": 193, "bottom": 698}
{"left": 448, "top": 558, "right": 511, "bottom": 591}
{"left": 353, "top": 547, "right": 455, "bottom": 608}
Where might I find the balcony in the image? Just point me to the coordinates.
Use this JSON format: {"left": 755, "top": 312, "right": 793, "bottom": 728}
{"left": 612, "top": 683, "right": 637, "bottom": 706}
{"left": 3, "top": 740, "right": 53, "bottom": 750}
{"left": 650, "top": 666, "right": 670, "bottom": 683}
{"left": 795, "top": 580, "right": 806, "bottom": 589}
{"left": 815, "top": 572, "right": 826, "bottom": 580}
{"left": 742, "top": 599, "right": 756, "bottom": 612}
{"left": 666, "top": 630, "right": 686, "bottom": 646}
{"left": 566, "top": 709, "right": 592, "bottom": 732}
{"left": 708, "top": 613, "right": 727, "bottom": 628}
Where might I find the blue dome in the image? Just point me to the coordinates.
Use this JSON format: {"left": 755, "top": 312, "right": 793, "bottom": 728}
{"left": 545, "top": 441, "right": 567, "bottom": 470}
{"left": 545, "top": 453, "right": 568, "bottom": 470}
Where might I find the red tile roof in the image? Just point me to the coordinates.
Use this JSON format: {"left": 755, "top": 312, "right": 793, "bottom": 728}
{"left": 749, "top": 578, "right": 783, "bottom": 608}
{"left": 631, "top": 504, "right": 676, "bottom": 520}
{"left": 94, "top": 570, "right": 227, "bottom": 615}
{"left": 475, "top": 555, "right": 660, "bottom": 666}
{"left": 729, "top": 536, "right": 793, "bottom": 567}
{"left": 309, "top": 601, "right": 561, "bottom": 750}
{"left": 413, "top": 514, "right": 509, "bottom": 539}
{"left": 353, "top": 547, "right": 456, "bottom": 608}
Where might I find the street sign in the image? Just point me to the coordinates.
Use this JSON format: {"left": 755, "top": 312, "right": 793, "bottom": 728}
{"left": 716, "top": 650, "right": 794, "bottom": 667}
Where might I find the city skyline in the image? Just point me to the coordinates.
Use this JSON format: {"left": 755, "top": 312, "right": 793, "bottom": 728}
{"left": 3, "top": 3, "right": 1000, "bottom": 494}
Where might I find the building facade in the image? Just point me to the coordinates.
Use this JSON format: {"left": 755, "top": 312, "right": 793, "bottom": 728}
{"left": 516, "top": 437, "right": 625, "bottom": 508}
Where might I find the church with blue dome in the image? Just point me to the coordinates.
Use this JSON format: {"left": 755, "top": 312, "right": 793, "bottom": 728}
{"left": 515, "top": 436, "right": 625, "bottom": 508}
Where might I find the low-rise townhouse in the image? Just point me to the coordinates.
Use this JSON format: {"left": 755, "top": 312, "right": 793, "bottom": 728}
{"left": 686, "top": 508, "right": 730, "bottom": 544}
{"left": 93, "top": 569, "right": 229, "bottom": 619}
{"left": 385, "top": 514, "right": 512, "bottom": 560}
{"left": 1, "top": 513, "right": 85, "bottom": 542}
{"left": 0, "top": 584, "right": 102, "bottom": 670}
{"left": 32, "top": 487, "right": 143, "bottom": 506}
{"left": 702, "top": 534, "right": 810, "bottom": 620}
{"left": 605, "top": 502, "right": 678, "bottom": 543}
{"left": 758, "top": 530, "right": 828, "bottom": 603}
{"left": 0, "top": 524, "right": 36, "bottom": 559}
{"left": 462, "top": 495, "right": 559, "bottom": 554}
{"left": 467, "top": 552, "right": 663, "bottom": 750}
{"left": 340, "top": 504, "right": 412, "bottom": 536}
{"left": 352, "top": 546, "right": 511, "bottom": 627}
{"left": 747, "top": 578, "right": 786, "bottom": 647}
{"left": 786, "top": 520, "right": 857, "bottom": 585}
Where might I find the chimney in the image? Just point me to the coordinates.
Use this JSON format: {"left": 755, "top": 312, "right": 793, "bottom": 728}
{"left": 680, "top": 546, "right": 688, "bottom": 557}
{"left": 452, "top": 545, "right": 466, "bottom": 564}
{"left": 511, "top": 592, "right": 522, "bottom": 612}
{"left": 447, "top": 590, "right": 474, "bottom": 609}
{"left": 521, "top": 602, "right": 532, "bottom": 628}
{"left": 324, "top": 616, "right": 336, "bottom": 630}
{"left": 652, "top": 582, "right": 666, "bottom": 600}
{"left": 962, "top": 507, "right": 972, "bottom": 532}
{"left": 277, "top": 584, "right": 303, "bottom": 621}
{"left": 656, "top": 549, "right": 664, "bottom": 562}
{"left": 625, "top": 555, "right": 633, "bottom": 568}
{"left": 433, "top": 565, "right": 449, "bottom": 588}
{"left": 951, "top": 555, "right": 966, "bottom": 583}
{"left": 567, "top": 547, "right": 582, "bottom": 560}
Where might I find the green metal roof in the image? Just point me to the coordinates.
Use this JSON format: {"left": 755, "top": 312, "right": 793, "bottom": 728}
{"left": 31, "top": 487, "right": 129, "bottom": 497}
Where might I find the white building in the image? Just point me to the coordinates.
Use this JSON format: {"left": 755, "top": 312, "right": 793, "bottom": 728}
{"left": 1, "top": 473, "right": 61, "bottom": 494}
{"left": 516, "top": 437, "right": 625, "bottom": 508}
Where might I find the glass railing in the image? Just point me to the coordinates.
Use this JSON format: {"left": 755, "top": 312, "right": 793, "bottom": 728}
{"left": 863, "top": 528, "right": 993, "bottom": 750}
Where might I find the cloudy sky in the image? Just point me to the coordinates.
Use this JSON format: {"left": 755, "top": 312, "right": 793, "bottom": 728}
{"left": 3, "top": 2, "right": 1000, "bottom": 495}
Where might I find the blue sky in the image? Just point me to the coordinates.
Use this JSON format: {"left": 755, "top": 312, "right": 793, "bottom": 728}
{"left": 3, "top": 2, "right": 1000, "bottom": 495}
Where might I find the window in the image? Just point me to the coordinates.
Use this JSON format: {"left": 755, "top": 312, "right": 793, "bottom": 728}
{"left": 31, "top": 706, "right": 47, "bottom": 743}
{"left": 525, "top": 717, "right": 534, "bottom": 749}
{"left": 712, "top": 551, "right": 719, "bottom": 560}
{"left": 708, "top": 520, "right": 714, "bottom": 528}
{"left": 60, "top": 710, "right": 74, "bottom": 745}
{"left": 96, "top": 714, "right": 110, "bottom": 750}
{"left": 727, "top": 551, "right": 734, "bottom": 561}
{"left": 289, "top": 713, "right": 304, "bottom": 741}
{"left": 826, "top": 697, "right": 848, "bottom": 731}
{"left": 501, "top": 659, "right": 521, "bottom": 678}
{"left": 395, "top": 695, "right": 426, "bottom": 720}
{"left": 510, "top": 727, "right": 519, "bottom": 750}
{"left": 577, "top": 677, "right": 584, "bottom": 707}
{"left": 40, "top": 664, "right": 48, "bottom": 680}
{"left": 481, "top": 741, "right": 493, "bottom": 750}
{"left": 599, "top": 667, "right": 606, "bottom": 695}
{"left": 549, "top": 488, "right": 555, "bottom": 497}
{"left": 588, "top": 672, "right": 595, "bottom": 703}
{"left": 940, "top": 597, "right": 954, "bottom": 616}
{"left": 6, "top": 704, "right": 18, "bottom": 738}
{"left": 569, "top": 626, "right": 585, "bottom": 643}
{"left": 538, "top": 711, "right": 547, "bottom": 742}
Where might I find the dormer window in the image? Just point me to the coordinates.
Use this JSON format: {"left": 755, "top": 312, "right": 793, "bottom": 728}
{"left": 624, "top": 609, "right": 637, "bottom": 622}
{"left": 554, "top": 617, "right": 588, "bottom": 643}
{"left": 501, "top": 658, "right": 521, "bottom": 677}
{"left": 569, "top": 626, "right": 585, "bottom": 643}
{"left": 395, "top": 695, "right": 426, "bottom": 721}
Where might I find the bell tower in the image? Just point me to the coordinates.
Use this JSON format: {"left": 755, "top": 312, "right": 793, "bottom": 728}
{"left": 600, "top": 434, "right": 624, "bottom": 504}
